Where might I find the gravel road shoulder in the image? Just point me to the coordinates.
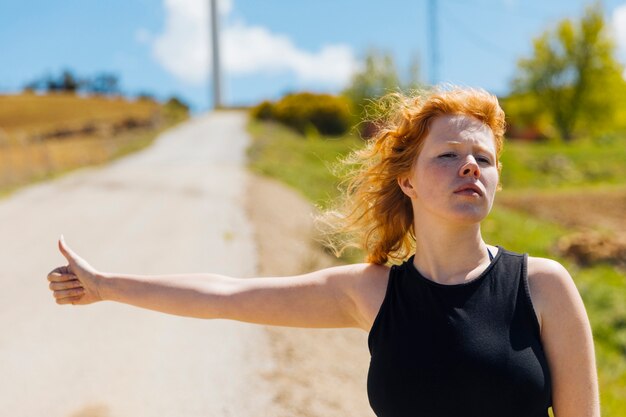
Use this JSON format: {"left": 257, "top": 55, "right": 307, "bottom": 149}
{"left": 246, "top": 174, "right": 375, "bottom": 417}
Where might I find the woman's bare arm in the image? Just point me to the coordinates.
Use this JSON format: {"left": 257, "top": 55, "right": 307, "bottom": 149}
{"left": 47, "top": 237, "right": 385, "bottom": 329}
{"left": 528, "top": 257, "right": 600, "bottom": 417}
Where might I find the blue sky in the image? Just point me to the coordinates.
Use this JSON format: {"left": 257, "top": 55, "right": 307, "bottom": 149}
{"left": 1, "top": 0, "right": 625, "bottom": 111}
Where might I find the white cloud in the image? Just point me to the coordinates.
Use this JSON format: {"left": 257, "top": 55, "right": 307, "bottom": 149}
{"left": 148, "top": 0, "right": 358, "bottom": 87}
{"left": 613, "top": 4, "right": 626, "bottom": 75}
{"left": 218, "top": 0, "right": 233, "bottom": 16}
{"left": 151, "top": 0, "right": 210, "bottom": 84}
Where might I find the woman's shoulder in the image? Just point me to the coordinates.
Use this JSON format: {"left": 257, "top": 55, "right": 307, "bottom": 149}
{"left": 526, "top": 256, "right": 574, "bottom": 292}
{"left": 341, "top": 262, "right": 392, "bottom": 297}
{"left": 526, "top": 256, "right": 578, "bottom": 334}
{"left": 317, "top": 262, "right": 390, "bottom": 283}
{"left": 315, "top": 262, "right": 390, "bottom": 295}
{"left": 327, "top": 262, "right": 391, "bottom": 331}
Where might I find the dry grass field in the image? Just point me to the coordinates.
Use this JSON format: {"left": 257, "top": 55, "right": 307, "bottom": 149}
{"left": 0, "top": 93, "right": 176, "bottom": 195}
{"left": 0, "top": 92, "right": 160, "bottom": 142}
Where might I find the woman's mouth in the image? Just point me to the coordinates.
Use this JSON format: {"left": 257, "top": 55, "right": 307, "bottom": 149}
{"left": 454, "top": 184, "right": 483, "bottom": 196}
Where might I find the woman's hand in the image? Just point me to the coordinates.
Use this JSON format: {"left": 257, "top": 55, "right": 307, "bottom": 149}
{"left": 47, "top": 236, "right": 103, "bottom": 305}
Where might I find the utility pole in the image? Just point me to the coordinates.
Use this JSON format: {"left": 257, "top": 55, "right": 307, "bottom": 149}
{"left": 428, "top": 0, "right": 439, "bottom": 85}
{"left": 209, "top": 0, "right": 223, "bottom": 109}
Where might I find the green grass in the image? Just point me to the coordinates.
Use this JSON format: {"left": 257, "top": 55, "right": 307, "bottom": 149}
{"left": 500, "top": 136, "right": 626, "bottom": 190}
{"left": 246, "top": 116, "right": 626, "bottom": 416}
{"left": 247, "top": 119, "right": 362, "bottom": 207}
{"left": 482, "top": 205, "right": 568, "bottom": 256}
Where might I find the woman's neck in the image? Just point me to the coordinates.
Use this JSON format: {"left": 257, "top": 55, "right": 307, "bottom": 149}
{"left": 412, "top": 219, "right": 492, "bottom": 285}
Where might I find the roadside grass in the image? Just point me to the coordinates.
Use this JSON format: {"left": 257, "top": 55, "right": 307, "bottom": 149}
{"left": 0, "top": 123, "right": 178, "bottom": 199}
{"left": 246, "top": 117, "right": 626, "bottom": 416}
{"left": 500, "top": 137, "right": 626, "bottom": 190}
{"left": 247, "top": 119, "right": 363, "bottom": 207}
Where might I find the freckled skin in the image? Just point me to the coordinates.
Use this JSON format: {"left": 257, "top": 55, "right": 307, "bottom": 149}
{"left": 408, "top": 114, "right": 499, "bottom": 225}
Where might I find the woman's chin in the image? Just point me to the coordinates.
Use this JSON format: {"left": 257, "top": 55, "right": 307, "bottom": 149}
{"left": 444, "top": 206, "right": 490, "bottom": 225}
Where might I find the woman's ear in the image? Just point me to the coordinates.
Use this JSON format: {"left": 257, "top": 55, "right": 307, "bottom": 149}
{"left": 397, "top": 175, "right": 417, "bottom": 199}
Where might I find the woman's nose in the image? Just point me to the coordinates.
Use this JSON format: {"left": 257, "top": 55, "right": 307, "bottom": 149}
{"left": 459, "top": 157, "right": 481, "bottom": 178}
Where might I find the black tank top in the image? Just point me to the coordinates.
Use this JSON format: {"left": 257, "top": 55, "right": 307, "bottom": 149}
{"left": 367, "top": 247, "right": 552, "bottom": 417}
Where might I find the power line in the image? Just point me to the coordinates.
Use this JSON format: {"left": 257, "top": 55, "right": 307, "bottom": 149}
{"left": 440, "top": 0, "right": 512, "bottom": 58}
{"left": 445, "top": 0, "right": 550, "bottom": 21}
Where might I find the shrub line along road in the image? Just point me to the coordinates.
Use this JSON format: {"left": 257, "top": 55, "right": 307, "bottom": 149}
{"left": 0, "top": 112, "right": 277, "bottom": 417}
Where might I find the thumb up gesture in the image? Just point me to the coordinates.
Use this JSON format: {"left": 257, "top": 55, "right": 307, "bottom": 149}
{"left": 47, "top": 236, "right": 103, "bottom": 305}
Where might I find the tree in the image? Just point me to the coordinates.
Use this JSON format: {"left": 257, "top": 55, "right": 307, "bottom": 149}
{"left": 343, "top": 49, "right": 401, "bottom": 113}
{"left": 87, "top": 73, "right": 120, "bottom": 95}
{"left": 22, "top": 70, "right": 121, "bottom": 95}
{"left": 163, "top": 95, "right": 191, "bottom": 123}
{"left": 512, "top": 4, "right": 626, "bottom": 141}
{"left": 60, "top": 70, "right": 80, "bottom": 92}
{"left": 342, "top": 49, "right": 423, "bottom": 136}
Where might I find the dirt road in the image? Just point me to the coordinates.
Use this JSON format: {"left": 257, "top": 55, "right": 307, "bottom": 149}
{"left": 0, "top": 112, "right": 277, "bottom": 417}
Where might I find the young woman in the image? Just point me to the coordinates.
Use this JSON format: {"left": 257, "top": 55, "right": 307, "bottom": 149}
{"left": 48, "top": 87, "right": 599, "bottom": 417}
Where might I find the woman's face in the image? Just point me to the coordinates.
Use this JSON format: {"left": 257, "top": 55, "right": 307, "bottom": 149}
{"left": 399, "top": 114, "right": 499, "bottom": 225}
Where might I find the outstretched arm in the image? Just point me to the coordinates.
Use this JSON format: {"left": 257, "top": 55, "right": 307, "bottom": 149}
{"left": 528, "top": 257, "right": 600, "bottom": 417}
{"left": 48, "top": 237, "right": 384, "bottom": 329}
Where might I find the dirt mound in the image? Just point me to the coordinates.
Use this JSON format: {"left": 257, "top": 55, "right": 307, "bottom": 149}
{"left": 557, "top": 231, "right": 626, "bottom": 267}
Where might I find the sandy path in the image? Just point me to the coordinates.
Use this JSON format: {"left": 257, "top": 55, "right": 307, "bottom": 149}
{"left": 0, "top": 112, "right": 276, "bottom": 417}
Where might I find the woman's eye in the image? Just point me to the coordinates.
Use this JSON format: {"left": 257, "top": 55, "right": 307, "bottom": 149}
{"left": 477, "top": 156, "right": 492, "bottom": 164}
{"left": 438, "top": 153, "right": 456, "bottom": 159}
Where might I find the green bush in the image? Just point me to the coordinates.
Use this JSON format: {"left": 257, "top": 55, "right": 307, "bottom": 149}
{"left": 250, "top": 100, "right": 274, "bottom": 120}
{"left": 251, "top": 92, "right": 352, "bottom": 136}
{"left": 163, "top": 95, "right": 190, "bottom": 123}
